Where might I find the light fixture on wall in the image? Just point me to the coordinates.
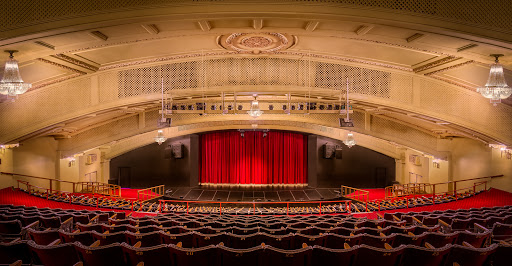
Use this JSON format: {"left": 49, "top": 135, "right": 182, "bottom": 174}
{"left": 247, "top": 94, "right": 263, "bottom": 118}
{"left": 0, "top": 50, "right": 32, "bottom": 100}
{"left": 477, "top": 54, "right": 512, "bottom": 106}
{"left": 154, "top": 130, "right": 166, "bottom": 145}
{"left": 344, "top": 132, "right": 356, "bottom": 148}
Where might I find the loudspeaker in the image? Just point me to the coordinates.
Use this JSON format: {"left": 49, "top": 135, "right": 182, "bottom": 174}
{"left": 172, "top": 143, "right": 183, "bottom": 158}
{"left": 335, "top": 148, "right": 343, "bottom": 159}
{"left": 324, "top": 144, "right": 335, "bottom": 159}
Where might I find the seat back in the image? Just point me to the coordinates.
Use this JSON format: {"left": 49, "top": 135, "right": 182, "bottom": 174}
{"left": 400, "top": 244, "right": 451, "bottom": 266}
{"left": 58, "top": 229, "right": 95, "bottom": 246}
{"left": 121, "top": 243, "right": 171, "bottom": 266}
{"left": 28, "top": 240, "right": 80, "bottom": 266}
{"left": 0, "top": 240, "right": 31, "bottom": 264}
{"left": 27, "top": 228, "right": 60, "bottom": 245}
{"left": 424, "top": 232, "right": 458, "bottom": 248}
{"left": 262, "top": 245, "right": 312, "bottom": 266}
{"left": 444, "top": 243, "right": 498, "bottom": 266}
{"left": 74, "top": 241, "right": 125, "bottom": 266}
{"left": 124, "top": 231, "right": 162, "bottom": 247}
{"left": 311, "top": 245, "right": 358, "bottom": 266}
{"left": 218, "top": 244, "right": 264, "bottom": 266}
{"left": 353, "top": 244, "right": 406, "bottom": 266}
{"left": 0, "top": 220, "right": 22, "bottom": 236}
{"left": 91, "top": 230, "right": 127, "bottom": 246}
{"left": 169, "top": 244, "right": 218, "bottom": 266}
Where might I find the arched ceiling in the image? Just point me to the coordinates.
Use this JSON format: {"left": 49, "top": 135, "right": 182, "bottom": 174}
{"left": 1, "top": 0, "right": 512, "bottom": 157}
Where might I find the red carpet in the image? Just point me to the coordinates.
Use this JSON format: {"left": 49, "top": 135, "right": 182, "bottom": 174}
{"left": 120, "top": 188, "right": 160, "bottom": 200}
{"left": 346, "top": 188, "right": 386, "bottom": 201}
{"left": 0, "top": 187, "right": 155, "bottom": 218}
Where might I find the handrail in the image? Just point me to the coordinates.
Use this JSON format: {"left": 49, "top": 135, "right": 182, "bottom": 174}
{"left": 138, "top": 185, "right": 165, "bottom": 202}
{"left": 159, "top": 199, "right": 352, "bottom": 215}
{"left": 3, "top": 171, "right": 121, "bottom": 197}
{"left": 385, "top": 174, "right": 503, "bottom": 199}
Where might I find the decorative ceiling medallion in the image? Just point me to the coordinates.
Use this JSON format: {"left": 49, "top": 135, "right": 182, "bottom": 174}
{"left": 219, "top": 33, "right": 295, "bottom": 54}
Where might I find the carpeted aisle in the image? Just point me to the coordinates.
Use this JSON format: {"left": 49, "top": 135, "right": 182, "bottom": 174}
{"left": 0, "top": 187, "right": 155, "bottom": 218}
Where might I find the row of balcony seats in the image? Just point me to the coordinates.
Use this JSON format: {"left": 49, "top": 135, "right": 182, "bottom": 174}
{"left": 21, "top": 187, "right": 480, "bottom": 215}
{"left": 1, "top": 204, "right": 512, "bottom": 265}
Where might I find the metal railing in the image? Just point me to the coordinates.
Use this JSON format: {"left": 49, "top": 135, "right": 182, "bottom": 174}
{"left": 384, "top": 175, "right": 502, "bottom": 199}
{"left": 158, "top": 199, "right": 352, "bottom": 215}
{"left": 2, "top": 171, "right": 120, "bottom": 197}
{"left": 138, "top": 184, "right": 165, "bottom": 202}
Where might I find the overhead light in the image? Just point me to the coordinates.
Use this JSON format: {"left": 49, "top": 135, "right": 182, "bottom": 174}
{"left": 477, "top": 54, "right": 512, "bottom": 106}
{"left": 0, "top": 50, "right": 32, "bottom": 100}
{"left": 154, "top": 130, "right": 167, "bottom": 145}
{"left": 344, "top": 132, "right": 356, "bottom": 148}
{"left": 247, "top": 94, "right": 263, "bottom": 118}
{"left": 340, "top": 78, "right": 354, "bottom": 127}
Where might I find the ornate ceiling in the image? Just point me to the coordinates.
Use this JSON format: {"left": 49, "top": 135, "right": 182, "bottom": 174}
{"left": 1, "top": 0, "right": 512, "bottom": 158}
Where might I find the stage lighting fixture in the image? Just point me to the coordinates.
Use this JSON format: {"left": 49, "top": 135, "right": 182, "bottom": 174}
{"left": 335, "top": 104, "right": 340, "bottom": 110}
{"left": 211, "top": 104, "right": 217, "bottom": 110}
{"left": 327, "top": 105, "right": 333, "bottom": 110}
{"left": 319, "top": 104, "right": 325, "bottom": 110}
{"left": 188, "top": 105, "right": 194, "bottom": 110}
{"left": 282, "top": 105, "right": 287, "bottom": 110}
{"left": 228, "top": 105, "right": 233, "bottom": 110}
{"left": 238, "top": 105, "right": 243, "bottom": 110}
{"left": 172, "top": 105, "right": 177, "bottom": 110}
{"left": 298, "top": 104, "right": 304, "bottom": 110}
{"left": 180, "top": 105, "right": 186, "bottom": 110}
{"left": 269, "top": 104, "right": 274, "bottom": 110}
{"left": 291, "top": 105, "right": 296, "bottom": 110}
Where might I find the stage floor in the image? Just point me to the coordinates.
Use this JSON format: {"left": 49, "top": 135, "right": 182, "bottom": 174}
{"left": 165, "top": 187, "right": 342, "bottom": 202}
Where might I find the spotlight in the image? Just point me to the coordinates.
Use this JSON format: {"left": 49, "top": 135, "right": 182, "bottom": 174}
{"left": 327, "top": 105, "right": 333, "bottom": 110}
{"left": 335, "top": 104, "right": 340, "bottom": 110}
{"left": 180, "top": 105, "right": 186, "bottom": 110}
{"left": 298, "top": 104, "right": 304, "bottom": 110}
{"left": 228, "top": 105, "right": 233, "bottom": 110}
{"left": 291, "top": 105, "right": 296, "bottom": 110}
{"left": 188, "top": 105, "right": 194, "bottom": 110}
{"left": 319, "top": 104, "right": 325, "bottom": 110}
{"left": 282, "top": 105, "right": 287, "bottom": 110}
{"left": 211, "top": 104, "right": 217, "bottom": 110}
{"left": 172, "top": 105, "right": 178, "bottom": 110}
{"left": 269, "top": 104, "right": 274, "bottom": 110}
{"left": 237, "top": 105, "right": 243, "bottom": 110}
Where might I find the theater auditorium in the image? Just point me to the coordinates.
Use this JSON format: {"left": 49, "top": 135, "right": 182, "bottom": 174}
{"left": 1, "top": 0, "right": 512, "bottom": 265}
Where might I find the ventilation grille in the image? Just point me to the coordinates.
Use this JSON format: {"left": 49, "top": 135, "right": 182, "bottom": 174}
{"left": 117, "top": 58, "right": 392, "bottom": 99}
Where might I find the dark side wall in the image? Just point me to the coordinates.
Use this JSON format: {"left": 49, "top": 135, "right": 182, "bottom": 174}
{"left": 313, "top": 135, "right": 395, "bottom": 188}
{"left": 109, "top": 135, "right": 198, "bottom": 188}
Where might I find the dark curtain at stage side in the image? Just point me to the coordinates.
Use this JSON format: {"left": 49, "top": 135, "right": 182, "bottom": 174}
{"left": 199, "top": 131, "right": 308, "bottom": 184}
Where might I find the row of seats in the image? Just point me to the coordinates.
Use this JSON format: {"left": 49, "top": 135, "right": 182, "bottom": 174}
{"left": 3, "top": 239, "right": 507, "bottom": 266}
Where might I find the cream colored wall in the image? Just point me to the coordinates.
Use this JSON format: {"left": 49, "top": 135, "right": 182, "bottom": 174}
{"left": 0, "top": 148, "right": 15, "bottom": 189}
{"left": 58, "top": 158, "right": 79, "bottom": 192}
{"left": 11, "top": 137, "right": 58, "bottom": 191}
{"left": 428, "top": 159, "right": 449, "bottom": 193}
{"left": 488, "top": 148, "right": 512, "bottom": 192}
{"left": 402, "top": 150, "right": 430, "bottom": 184}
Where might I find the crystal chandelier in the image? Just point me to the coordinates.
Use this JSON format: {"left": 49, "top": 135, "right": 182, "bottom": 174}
{"left": 154, "top": 130, "right": 167, "bottom": 145}
{"left": 477, "top": 54, "right": 512, "bottom": 106}
{"left": 344, "top": 132, "right": 356, "bottom": 148}
{"left": 247, "top": 94, "right": 263, "bottom": 118}
{"left": 0, "top": 50, "right": 32, "bottom": 100}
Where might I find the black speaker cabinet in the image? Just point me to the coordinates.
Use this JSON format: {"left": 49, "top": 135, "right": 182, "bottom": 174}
{"left": 324, "top": 144, "right": 335, "bottom": 159}
{"left": 172, "top": 143, "right": 183, "bottom": 159}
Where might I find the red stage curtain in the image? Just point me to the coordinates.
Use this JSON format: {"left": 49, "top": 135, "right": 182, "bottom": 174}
{"left": 199, "top": 131, "right": 307, "bottom": 184}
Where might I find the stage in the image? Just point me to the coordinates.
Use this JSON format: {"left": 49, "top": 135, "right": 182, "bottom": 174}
{"left": 164, "top": 186, "right": 342, "bottom": 202}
